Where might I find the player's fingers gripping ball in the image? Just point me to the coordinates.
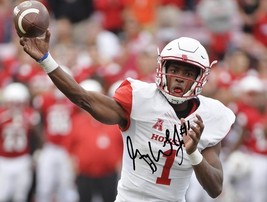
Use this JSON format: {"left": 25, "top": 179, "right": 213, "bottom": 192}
{"left": 13, "top": 0, "right": 50, "bottom": 38}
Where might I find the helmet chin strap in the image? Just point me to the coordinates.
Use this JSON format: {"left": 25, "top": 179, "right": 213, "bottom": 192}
{"left": 167, "top": 95, "right": 193, "bottom": 105}
{"left": 160, "top": 89, "right": 194, "bottom": 105}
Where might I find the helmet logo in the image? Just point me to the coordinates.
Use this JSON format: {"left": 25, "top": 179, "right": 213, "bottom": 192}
{"left": 181, "top": 54, "right": 188, "bottom": 61}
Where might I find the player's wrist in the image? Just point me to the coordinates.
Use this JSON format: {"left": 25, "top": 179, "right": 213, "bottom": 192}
{"left": 188, "top": 149, "right": 203, "bottom": 166}
{"left": 37, "top": 52, "right": 58, "bottom": 73}
{"left": 37, "top": 52, "right": 49, "bottom": 62}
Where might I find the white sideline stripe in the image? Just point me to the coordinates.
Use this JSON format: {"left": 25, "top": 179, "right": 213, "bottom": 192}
{"left": 18, "top": 8, "right": 39, "bottom": 34}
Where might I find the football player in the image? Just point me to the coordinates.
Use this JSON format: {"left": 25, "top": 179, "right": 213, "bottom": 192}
{"left": 33, "top": 80, "right": 79, "bottom": 202}
{"left": 19, "top": 31, "right": 235, "bottom": 202}
{"left": 0, "top": 82, "right": 41, "bottom": 202}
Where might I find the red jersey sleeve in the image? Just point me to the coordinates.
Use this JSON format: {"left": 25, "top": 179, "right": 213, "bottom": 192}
{"left": 113, "top": 79, "right": 132, "bottom": 131}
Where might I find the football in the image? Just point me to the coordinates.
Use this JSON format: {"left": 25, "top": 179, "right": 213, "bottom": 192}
{"left": 13, "top": 0, "right": 50, "bottom": 38}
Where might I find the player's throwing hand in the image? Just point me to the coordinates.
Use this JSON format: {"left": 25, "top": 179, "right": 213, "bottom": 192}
{"left": 20, "top": 30, "right": 50, "bottom": 61}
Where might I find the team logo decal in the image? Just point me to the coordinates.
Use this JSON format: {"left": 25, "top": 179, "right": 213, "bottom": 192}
{"left": 153, "top": 118, "right": 164, "bottom": 131}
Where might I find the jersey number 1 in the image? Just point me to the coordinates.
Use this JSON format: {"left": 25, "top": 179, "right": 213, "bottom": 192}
{"left": 156, "top": 149, "right": 176, "bottom": 185}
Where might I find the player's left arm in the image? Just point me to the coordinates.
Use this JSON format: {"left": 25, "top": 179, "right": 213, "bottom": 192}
{"left": 182, "top": 114, "right": 224, "bottom": 198}
{"left": 193, "top": 143, "right": 223, "bottom": 198}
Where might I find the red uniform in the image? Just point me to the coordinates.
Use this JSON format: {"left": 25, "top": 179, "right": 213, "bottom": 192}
{"left": 0, "top": 103, "right": 40, "bottom": 202}
{"left": 253, "top": 12, "right": 267, "bottom": 47}
{"left": 93, "top": 0, "right": 125, "bottom": 33}
{"left": 68, "top": 110, "right": 123, "bottom": 202}
{"left": 0, "top": 107, "right": 38, "bottom": 157}
{"left": 69, "top": 111, "right": 123, "bottom": 177}
{"left": 235, "top": 101, "right": 267, "bottom": 154}
{"left": 224, "top": 96, "right": 267, "bottom": 202}
{"left": 35, "top": 91, "right": 77, "bottom": 147}
{"left": 33, "top": 91, "right": 79, "bottom": 202}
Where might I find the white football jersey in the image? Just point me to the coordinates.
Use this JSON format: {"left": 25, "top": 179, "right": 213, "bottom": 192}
{"left": 113, "top": 78, "right": 235, "bottom": 202}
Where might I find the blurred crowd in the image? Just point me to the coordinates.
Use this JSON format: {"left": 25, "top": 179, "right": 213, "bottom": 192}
{"left": 0, "top": 0, "right": 267, "bottom": 202}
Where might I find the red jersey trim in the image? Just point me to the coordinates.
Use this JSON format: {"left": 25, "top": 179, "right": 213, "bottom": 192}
{"left": 113, "top": 79, "right": 132, "bottom": 131}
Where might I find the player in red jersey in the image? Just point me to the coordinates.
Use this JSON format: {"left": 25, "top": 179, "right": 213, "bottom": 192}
{"left": 19, "top": 31, "right": 235, "bottom": 202}
{"left": 0, "top": 82, "right": 41, "bottom": 202}
{"left": 224, "top": 75, "right": 267, "bottom": 202}
{"left": 68, "top": 79, "right": 123, "bottom": 202}
{"left": 33, "top": 71, "right": 79, "bottom": 202}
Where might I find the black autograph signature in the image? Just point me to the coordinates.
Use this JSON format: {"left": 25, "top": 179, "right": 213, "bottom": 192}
{"left": 126, "top": 123, "right": 189, "bottom": 173}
